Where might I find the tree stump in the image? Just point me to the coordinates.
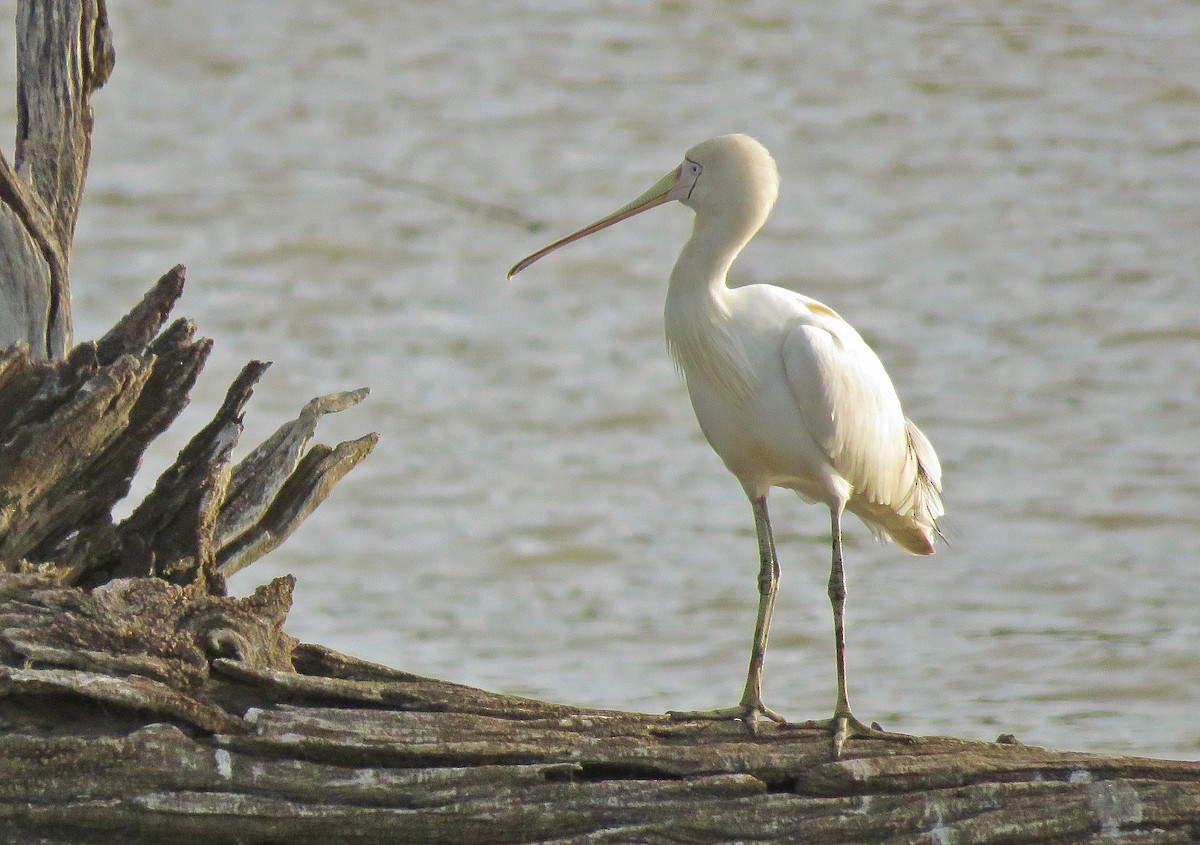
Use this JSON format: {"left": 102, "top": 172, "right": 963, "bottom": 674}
{"left": 0, "top": 267, "right": 376, "bottom": 592}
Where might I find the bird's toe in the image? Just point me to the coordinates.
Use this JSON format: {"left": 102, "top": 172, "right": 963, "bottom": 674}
{"left": 785, "top": 712, "right": 915, "bottom": 757}
{"left": 668, "top": 701, "right": 788, "bottom": 733}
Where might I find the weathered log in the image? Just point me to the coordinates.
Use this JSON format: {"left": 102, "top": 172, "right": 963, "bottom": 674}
{"left": 0, "top": 571, "right": 1197, "bottom": 845}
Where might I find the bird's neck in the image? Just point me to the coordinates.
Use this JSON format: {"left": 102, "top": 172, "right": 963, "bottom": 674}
{"left": 663, "top": 215, "right": 759, "bottom": 404}
{"left": 667, "top": 213, "right": 756, "bottom": 299}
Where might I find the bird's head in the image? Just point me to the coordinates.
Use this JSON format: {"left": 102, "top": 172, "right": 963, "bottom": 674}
{"left": 507, "top": 134, "right": 779, "bottom": 279}
{"left": 679, "top": 134, "right": 779, "bottom": 219}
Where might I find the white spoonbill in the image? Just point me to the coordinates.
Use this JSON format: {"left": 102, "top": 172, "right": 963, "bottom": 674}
{"left": 508, "top": 134, "right": 943, "bottom": 756}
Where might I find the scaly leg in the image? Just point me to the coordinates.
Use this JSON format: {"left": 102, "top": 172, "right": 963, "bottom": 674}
{"left": 669, "top": 495, "right": 786, "bottom": 732}
{"left": 793, "top": 505, "right": 912, "bottom": 755}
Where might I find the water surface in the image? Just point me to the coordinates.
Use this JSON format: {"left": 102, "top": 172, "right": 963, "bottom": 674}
{"left": 2, "top": 0, "right": 1197, "bottom": 759}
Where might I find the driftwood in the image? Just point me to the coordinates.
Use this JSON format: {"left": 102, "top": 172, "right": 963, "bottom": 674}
{"left": 0, "top": 568, "right": 1196, "bottom": 844}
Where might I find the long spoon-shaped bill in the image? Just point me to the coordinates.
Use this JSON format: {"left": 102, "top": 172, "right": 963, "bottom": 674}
{"left": 507, "top": 164, "right": 697, "bottom": 279}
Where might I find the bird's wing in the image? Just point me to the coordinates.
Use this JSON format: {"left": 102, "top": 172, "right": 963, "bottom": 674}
{"left": 780, "top": 303, "right": 916, "bottom": 511}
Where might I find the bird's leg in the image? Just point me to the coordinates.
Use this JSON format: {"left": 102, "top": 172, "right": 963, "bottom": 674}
{"left": 793, "top": 506, "right": 913, "bottom": 755}
{"left": 669, "top": 495, "right": 786, "bottom": 732}
{"left": 827, "top": 505, "right": 860, "bottom": 751}
{"left": 739, "top": 495, "right": 787, "bottom": 724}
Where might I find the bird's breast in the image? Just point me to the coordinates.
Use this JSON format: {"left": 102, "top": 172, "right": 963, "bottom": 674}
{"left": 685, "top": 367, "right": 827, "bottom": 496}
{"left": 664, "top": 293, "right": 758, "bottom": 409}
{"left": 665, "top": 285, "right": 847, "bottom": 501}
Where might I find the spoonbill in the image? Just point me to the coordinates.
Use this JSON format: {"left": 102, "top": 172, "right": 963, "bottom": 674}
{"left": 508, "top": 134, "right": 943, "bottom": 756}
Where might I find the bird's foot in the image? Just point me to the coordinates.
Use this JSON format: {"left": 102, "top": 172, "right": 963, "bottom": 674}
{"left": 786, "top": 711, "right": 914, "bottom": 757}
{"left": 667, "top": 701, "right": 787, "bottom": 736}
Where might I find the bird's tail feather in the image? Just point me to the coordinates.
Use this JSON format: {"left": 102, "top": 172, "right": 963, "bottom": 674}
{"left": 851, "top": 418, "right": 944, "bottom": 555}
{"left": 905, "top": 418, "right": 943, "bottom": 517}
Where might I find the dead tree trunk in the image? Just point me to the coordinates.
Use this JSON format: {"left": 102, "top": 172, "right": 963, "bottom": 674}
{"left": 0, "top": 0, "right": 113, "bottom": 358}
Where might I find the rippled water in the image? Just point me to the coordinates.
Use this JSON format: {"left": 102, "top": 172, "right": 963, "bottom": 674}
{"left": 3, "top": 1, "right": 1198, "bottom": 759}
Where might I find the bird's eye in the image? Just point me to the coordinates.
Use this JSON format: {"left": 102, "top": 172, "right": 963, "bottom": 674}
{"left": 685, "top": 160, "right": 701, "bottom": 177}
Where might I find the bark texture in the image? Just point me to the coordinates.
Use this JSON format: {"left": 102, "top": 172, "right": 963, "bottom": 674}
{"left": 0, "top": 0, "right": 114, "bottom": 358}
{"left": 0, "top": 266, "right": 377, "bottom": 591}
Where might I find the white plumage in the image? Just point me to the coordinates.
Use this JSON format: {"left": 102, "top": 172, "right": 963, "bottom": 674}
{"left": 509, "top": 134, "right": 943, "bottom": 756}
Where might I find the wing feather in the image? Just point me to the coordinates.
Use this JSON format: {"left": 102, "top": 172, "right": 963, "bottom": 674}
{"left": 781, "top": 304, "right": 940, "bottom": 551}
